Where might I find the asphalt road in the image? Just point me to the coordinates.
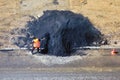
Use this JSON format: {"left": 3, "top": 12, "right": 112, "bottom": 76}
{"left": 0, "top": 70, "right": 120, "bottom": 80}
{"left": 0, "top": 49, "right": 120, "bottom": 80}
{"left": 0, "top": 49, "right": 120, "bottom": 68}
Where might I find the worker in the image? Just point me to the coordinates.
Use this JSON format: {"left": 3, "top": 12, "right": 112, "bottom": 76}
{"left": 31, "top": 37, "right": 41, "bottom": 54}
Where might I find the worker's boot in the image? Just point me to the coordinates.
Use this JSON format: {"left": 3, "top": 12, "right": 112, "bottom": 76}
{"left": 31, "top": 48, "right": 35, "bottom": 55}
{"left": 37, "top": 48, "right": 40, "bottom": 53}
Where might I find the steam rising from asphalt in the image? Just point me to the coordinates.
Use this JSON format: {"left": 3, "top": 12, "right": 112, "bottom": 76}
{"left": 32, "top": 53, "right": 83, "bottom": 65}
{"left": 11, "top": 10, "right": 103, "bottom": 56}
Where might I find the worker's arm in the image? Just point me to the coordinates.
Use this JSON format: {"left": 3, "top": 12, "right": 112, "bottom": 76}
{"left": 41, "top": 38, "right": 45, "bottom": 41}
{"left": 32, "top": 40, "right": 34, "bottom": 44}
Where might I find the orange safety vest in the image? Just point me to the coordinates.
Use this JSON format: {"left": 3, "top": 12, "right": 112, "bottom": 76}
{"left": 33, "top": 38, "right": 40, "bottom": 48}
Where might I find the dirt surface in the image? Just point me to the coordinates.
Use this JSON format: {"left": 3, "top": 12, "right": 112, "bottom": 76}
{"left": 0, "top": 0, "right": 120, "bottom": 48}
{"left": 0, "top": 1, "right": 120, "bottom": 79}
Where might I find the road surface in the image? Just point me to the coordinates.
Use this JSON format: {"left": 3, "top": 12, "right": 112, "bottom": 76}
{"left": 0, "top": 70, "right": 120, "bottom": 80}
{"left": 0, "top": 49, "right": 120, "bottom": 80}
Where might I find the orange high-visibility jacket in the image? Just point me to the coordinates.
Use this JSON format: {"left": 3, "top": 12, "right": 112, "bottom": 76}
{"left": 33, "top": 38, "right": 40, "bottom": 48}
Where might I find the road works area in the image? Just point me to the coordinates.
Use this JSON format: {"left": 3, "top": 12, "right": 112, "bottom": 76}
{"left": 0, "top": 49, "right": 120, "bottom": 80}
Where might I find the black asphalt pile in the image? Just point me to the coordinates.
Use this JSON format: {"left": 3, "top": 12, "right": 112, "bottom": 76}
{"left": 11, "top": 10, "right": 104, "bottom": 56}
